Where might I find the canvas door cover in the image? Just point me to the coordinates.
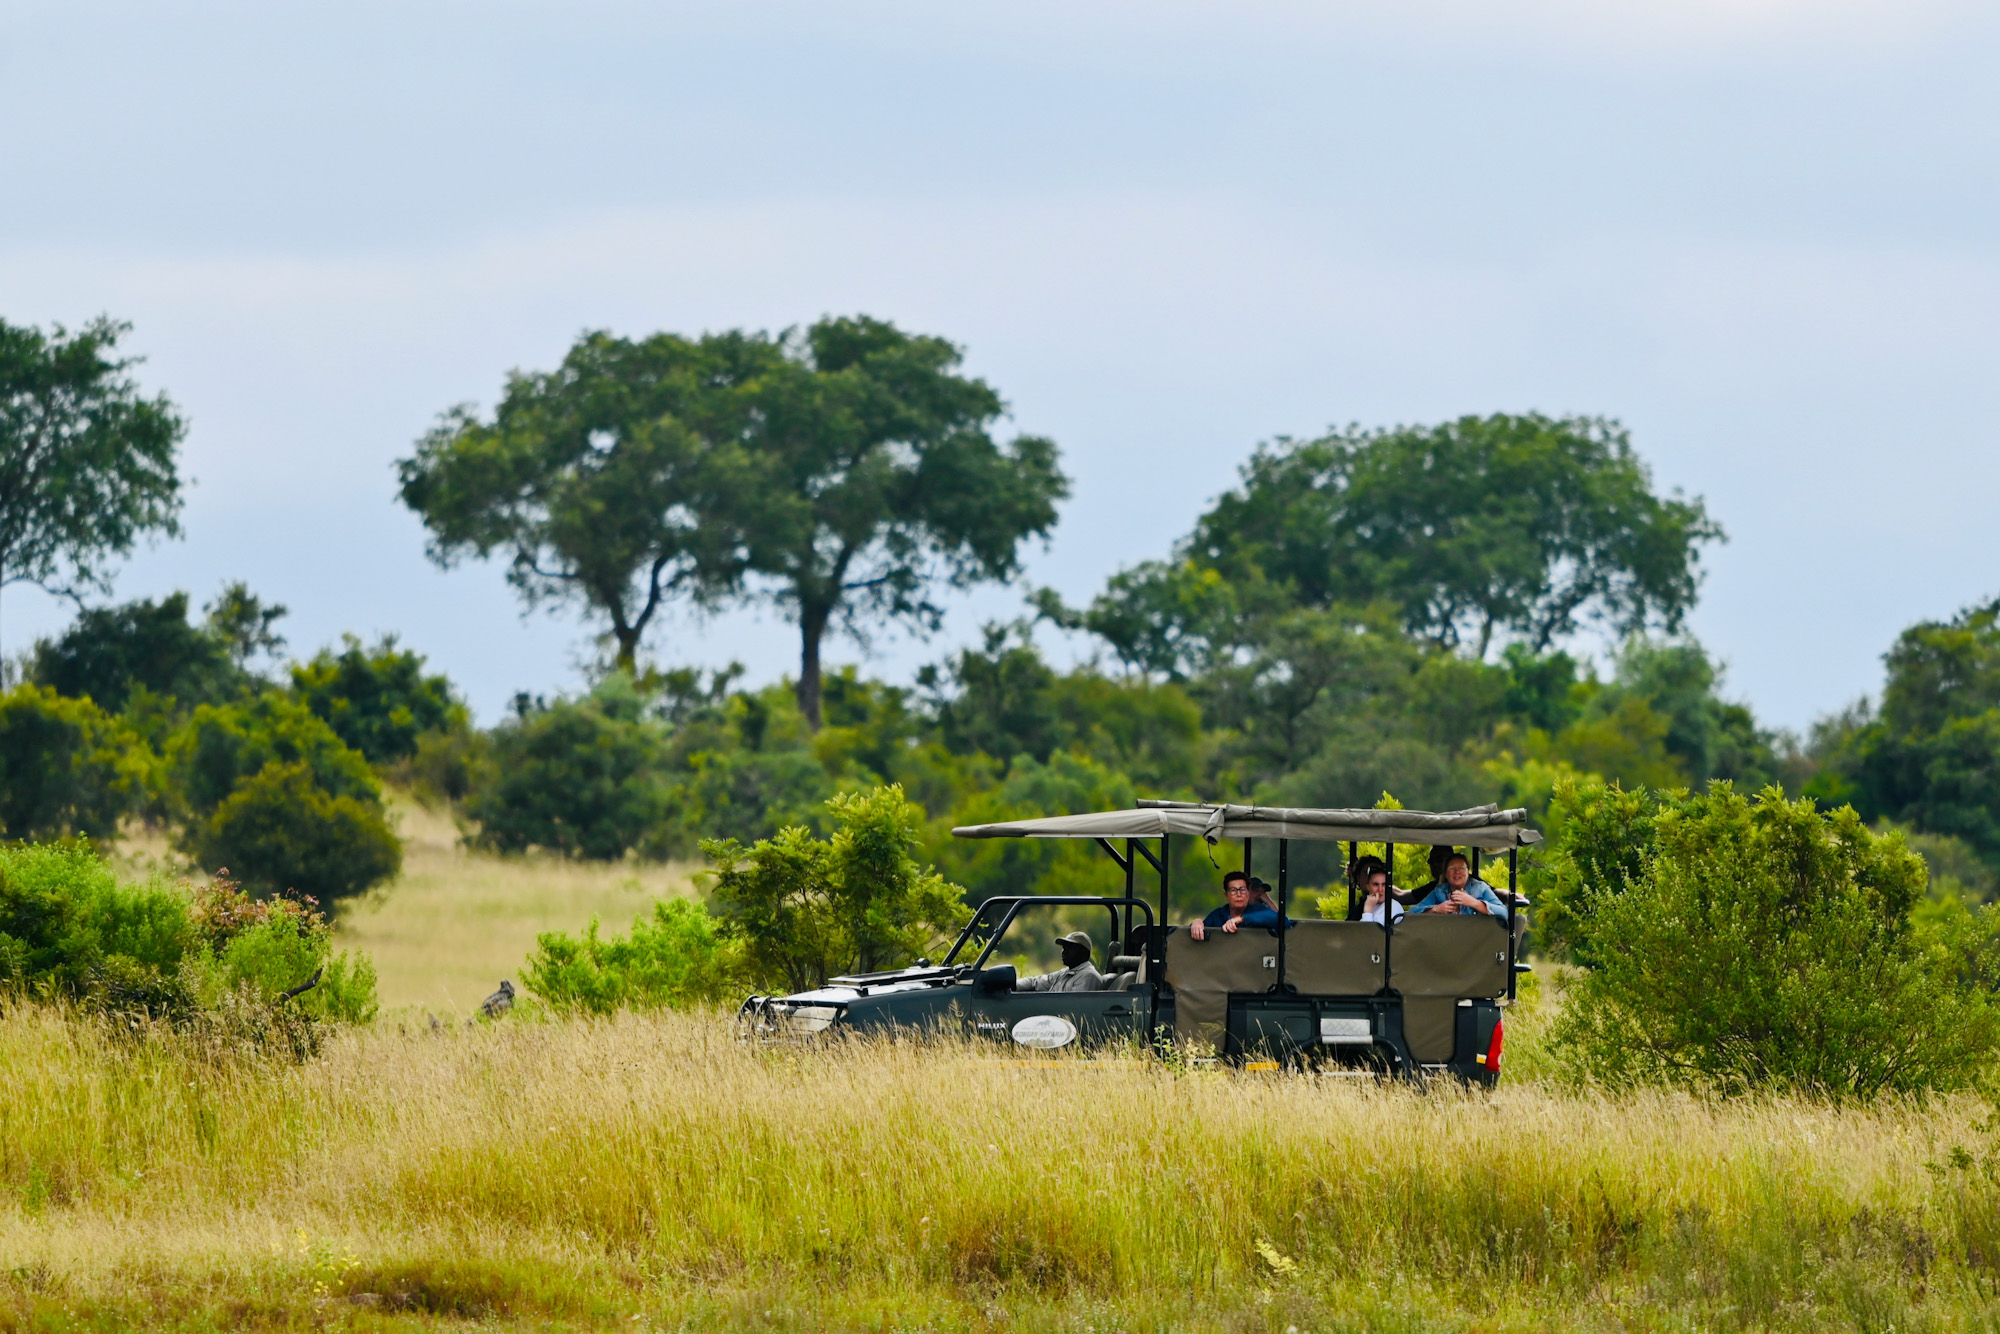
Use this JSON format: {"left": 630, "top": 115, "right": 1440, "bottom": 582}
{"left": 1389, "top": 915, "right": 1511, "bottom": 1062}
{"left": 1164, "top": 930, "right": 1276, "bottom": 1055}
{"left": 1282, "top": 921, "right": 1386, "bottom": 996}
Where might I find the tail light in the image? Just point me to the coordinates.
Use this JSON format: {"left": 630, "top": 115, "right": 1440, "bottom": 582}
{"left": 1480, "top": 1017, "right": 1504, "bottom": 1072}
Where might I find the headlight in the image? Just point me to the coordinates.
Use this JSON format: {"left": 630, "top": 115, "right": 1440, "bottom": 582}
{"left": 785, "top": 1004, "right": 840, "bottom": 1033}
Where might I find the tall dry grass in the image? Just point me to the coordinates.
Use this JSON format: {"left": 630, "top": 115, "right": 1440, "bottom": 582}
{"left": 4, "top": 998, "right": 1999, "bottom": 1332}
{"left": 328, "top": 797, "right": 697, "bottom": 1015}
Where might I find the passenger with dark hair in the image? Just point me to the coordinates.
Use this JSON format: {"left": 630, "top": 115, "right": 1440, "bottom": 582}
{"left": 1411, "top": 852, "right": 1509, "bottom": 919}
{"left": 1188, "top": 869, "right": 1280, "bottom": 940}
{"left": 1357, "top": 863, "right": 1405, "bottom": 925}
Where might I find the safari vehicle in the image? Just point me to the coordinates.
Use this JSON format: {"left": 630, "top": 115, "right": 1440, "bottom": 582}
{"left": 737, "top": 800, "right": 1538, "bottom": 1082}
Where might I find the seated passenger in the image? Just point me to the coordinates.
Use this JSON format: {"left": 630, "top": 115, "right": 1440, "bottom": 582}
{"left": 1358, "top": 865, "right": 1405, "bottom": 925}
{"left": 1015, "top": 930, "right": 1105, "bottom": 992}
{"left": 1188, "top": 870, "right": 1280, "bottom": 940}
{"left": 1410, "top": 852, "right": 1509, "bottom": 920}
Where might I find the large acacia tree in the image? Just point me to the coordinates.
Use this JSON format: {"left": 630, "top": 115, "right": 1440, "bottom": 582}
{"left": 398, "top": 330, "right": 770, "bottom": 671}
{"left": 1085, "top": 413, "right": 1719, "bottom": 674}
{"left": 401, "top": 318, "right": 1067, "bottom": 726}
{"left": 737, "top": 317, "right": 1067, "bottom": 728}
{"left": 0, "top": 317, "right": 186, "bottom": 651}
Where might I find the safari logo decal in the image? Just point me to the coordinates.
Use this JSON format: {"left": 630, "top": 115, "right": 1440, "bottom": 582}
{"left": 1010, "top": 1015, "right": 1078, "bottom": 1049}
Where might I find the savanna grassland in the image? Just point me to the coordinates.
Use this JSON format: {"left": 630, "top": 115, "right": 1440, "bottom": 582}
{"left": 3, "top": 815, "right": 1999, "bottom": 1333}
{"left": 6, "top": 995, "right": 2000, "bottom": 1330}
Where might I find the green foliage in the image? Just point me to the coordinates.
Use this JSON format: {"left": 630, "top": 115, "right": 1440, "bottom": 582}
{"left": 0, "top": 317, "right": 185, "bottom": 631}
{"left": 28, "top": 591, "right": 242, "bottom": 713}
{"left": 1549, "top": 783, "right": 1999, "bottom": 1099}
{"left": 290, "top": 633, "right": 464, "bottom": 764}
{"left": 398, "top": 329, "right": 767, "bottom": 672}
{"left": 182, "top": 761, "right": 403, "bottom": 906}
{"left": 1084, "top": 413, "right": 1719, "bottom": 669}
{"left": 167, "top": 693, "right": 378, "bottom": 816}
{"left": 0, "top": 684, "right": 154, "bottom": 840}
{"left": 524, "top": 898, "right": 745, "bottom": 1015}
{"left": 706, "top": 785, "right": 969, "bottom": 992}
{"left": 0, "top": 845, "right": 375, "bottom": 1024}
{"left": 1829, "top": 599, "right": 2000, "bottom": 867}
{"left": 165, "top": 694, "right": 398, "bottom": 905}
{"left": 470, "top": 677, "right": 668, "bottom": 859}
{"left": 402, "top": 317, "right": 1069, "bottom": 727}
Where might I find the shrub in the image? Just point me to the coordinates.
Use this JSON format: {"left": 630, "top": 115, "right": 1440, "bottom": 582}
{"left": 0, "top": 844, "right": 376, "bottom": 1024}
{"left": 1550, "top": 782, "right": 2000, "bottom": 1099}
{"left": 0, "top": 684, "right": 155, "bottom": 840}
{"left": 706, "top": 784, "right": 969, "bottom": 992}
{"left": 28, "top": 591, "right": 242, "bottom": 714}
{"left": 165, "top": 695, "right": 399, "bottom": 904}
{"left": 182, "top": 761, "right": 402, "bottom": 906}
{"left": 470, "top": 678, "right": 668, "bottom": 859}
{"left": 291, "top": 634, "right": 464, "bottom": 764}
{"left": 523, "top": 898, "right": 744, "bottom": 1015}
{"left": 167, "top": 693, "right": 377, "bottom": 815}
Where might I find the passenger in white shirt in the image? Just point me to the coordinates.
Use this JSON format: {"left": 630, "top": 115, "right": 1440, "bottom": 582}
{"left": 1358, "top": 866, "right": 1405, "bottom": 925}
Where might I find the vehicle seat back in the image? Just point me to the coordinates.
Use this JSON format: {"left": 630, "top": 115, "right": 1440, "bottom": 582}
{"left": 1282, "top": 920, "right": 1387, "bottom": 995}
{"left": 1389, "top": 915, "right": 1509, "bottom": 1001}
{"left": 1104, "top": 955, "right": 1142, "bottom": 991}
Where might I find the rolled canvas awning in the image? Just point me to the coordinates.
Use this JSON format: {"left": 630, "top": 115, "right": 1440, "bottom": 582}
{"left": 951, "top": 800, "right": 1541, "bottom": 850}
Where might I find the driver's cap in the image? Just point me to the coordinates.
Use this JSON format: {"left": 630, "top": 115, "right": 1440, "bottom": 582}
{"left": 1056, "top": 931, "right": 1093, "bottom": 951}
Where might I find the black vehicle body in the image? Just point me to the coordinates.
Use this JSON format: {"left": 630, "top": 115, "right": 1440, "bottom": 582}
{"left": 739, "top": 800, "right": 1536, "bottom": 1082}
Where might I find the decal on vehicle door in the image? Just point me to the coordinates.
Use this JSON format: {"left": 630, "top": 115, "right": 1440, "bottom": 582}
{"left": 1011, "top": 1015, "right": 1078, "bottom": 1049}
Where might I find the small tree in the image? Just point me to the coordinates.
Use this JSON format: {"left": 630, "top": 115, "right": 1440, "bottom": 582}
{"left": 1550, "top": 782, "right": 2000, "bottom": 1099}
{"left": 183, "top": 761, "right": 402, "bottom": 907}
{"left": 290, "top": 634, "right": 463, "bottom": 764}
{"left": 29, "top": 591, "right": 242, "bottom": 713}
{"left": 469, "top": 678, "right": 668, "bottom": 859}
{"left": 0, "top": 684, "right": 154, "bottom": 840}
{"left": 166, "top": 695, "right": 399, "bottom": 905}
{"left": 705, "top": 784, "right": 969, "bottom": 992}
{"left": 0, "top": 318, "right": 185, "bottom": 654}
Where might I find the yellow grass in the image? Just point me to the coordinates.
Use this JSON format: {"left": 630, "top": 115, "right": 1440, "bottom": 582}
{"left": 3, "top": 1000, "right": 2000, "bottom": 1332}
{"left": 334, "top": 796, "right": 696, "bottom": 1015}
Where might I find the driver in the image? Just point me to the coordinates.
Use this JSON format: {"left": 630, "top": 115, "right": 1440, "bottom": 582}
{"left": 1015, "top": 931, "right": 1106, "bottom": 992}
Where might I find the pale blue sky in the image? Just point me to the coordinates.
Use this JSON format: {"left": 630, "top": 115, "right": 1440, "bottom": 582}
{"left": 3, "top": 1, "right": 1997, "bottom": 730}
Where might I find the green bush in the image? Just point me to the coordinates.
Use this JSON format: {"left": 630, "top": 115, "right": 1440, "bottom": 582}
{"left": 28, "top": 592, "right": 243, "bottom": 714}
{"left": 183, "top": 761, "right": 402, "bottom": 906}
{"left": 165, "top": 694, "right": 399, "bottom": 904}
{"left": 290, "top": 633, "right": 464, "bottom": 764}
{"left": 0, "top": 684, "right": 155, "bottom": 840}
{"left": 523, "top": 898, "right": 744, "bottom": 1015}
{"left": 706, "top": 784, "right": 969, "bottom": 992}
{"left": 1549, "top": 782, "right": 2000, "bottom": 1099}
{"left": 470, "top": 678, "right": 668, "bottom": 859}
{"left": 0, "top": 844, "right": 376, "bottom": 1024}
{"left": 167, "top": 693, "right": 377, "bottom": 815}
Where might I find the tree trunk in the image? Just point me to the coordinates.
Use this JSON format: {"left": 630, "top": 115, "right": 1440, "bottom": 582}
{"left": 612, "top": 619, "right": 640, "bottom": 675}
{"left": 796, "top": 603, "right": 829, "bottom": 730}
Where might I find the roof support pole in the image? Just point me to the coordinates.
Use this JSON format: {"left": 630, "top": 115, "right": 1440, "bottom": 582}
{"left": 1123, "top": 839, "right": 1135, "bottom": 950}
{"left": 1507, "top": 847, "right": 1519, "bottom": 1002}
{"left": 1383, "top": 840, "right": 1394, "bottom": 997}
{"left": 1275, "top": 838, "right": 1291, "bottom": 995}
{"left": 1157, "top": 834, "right": 1171, "bottom": 981}
{"left": 1347, "top": 841, "right": 1357, "bottom": 919}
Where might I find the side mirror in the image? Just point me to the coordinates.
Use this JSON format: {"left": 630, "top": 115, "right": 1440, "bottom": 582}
{"left": 975, "top": 965, "right": 1017, "bottom": 995}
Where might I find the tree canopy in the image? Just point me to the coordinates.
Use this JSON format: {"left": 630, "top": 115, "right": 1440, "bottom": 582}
{"left": 401, "top": 317, "right": 1068, "bottom": 726}
{"left": 397, "top": 330, "right": 766, "bottom": 671}
{"left": 0, "top": 318, "right": 185, "bottom": 646}
{"left": 1082, "top": 414, "right": 1719, "bottom": 673}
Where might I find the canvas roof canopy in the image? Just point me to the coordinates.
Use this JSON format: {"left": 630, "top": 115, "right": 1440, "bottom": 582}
{"left": 951, "top": 800, "right": 1542, "bottom": 850}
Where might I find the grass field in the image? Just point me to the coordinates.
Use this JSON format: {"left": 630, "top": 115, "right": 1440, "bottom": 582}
{"left": 327, "top": 797, "right": 697, "bottom": 1016}
{"left": 7, "top": 814, "right": 2000, "bottom": 1331}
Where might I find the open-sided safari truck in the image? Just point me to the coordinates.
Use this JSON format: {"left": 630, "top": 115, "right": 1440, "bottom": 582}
{"left": 737, "top": 800, "right": 1539, "bottom": 1082}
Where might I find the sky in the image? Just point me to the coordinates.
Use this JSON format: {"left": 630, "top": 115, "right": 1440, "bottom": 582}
{"left": 2, "top": 0, "right": 1997, "bottom": 731}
